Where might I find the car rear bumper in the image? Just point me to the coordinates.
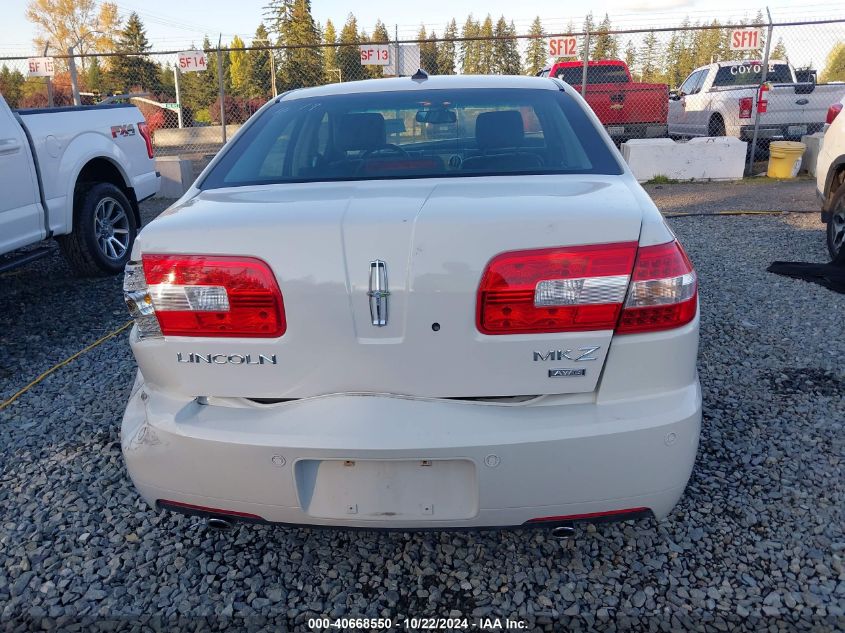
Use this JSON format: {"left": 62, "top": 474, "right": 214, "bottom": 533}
{"left": 607, "top": 123, "right": 667, "bottom": 140}
{"left": 739, "top": 122, "right": 824, "bottom": 142}
{"left": 121, "top": 374, "right": 702, "bottom": 529}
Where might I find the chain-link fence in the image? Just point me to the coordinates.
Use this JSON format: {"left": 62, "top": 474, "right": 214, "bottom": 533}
{"left": 1, "top": 17, "right": 843, "bottom": 176}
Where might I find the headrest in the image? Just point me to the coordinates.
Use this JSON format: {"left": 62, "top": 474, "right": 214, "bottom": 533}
{"left": 475, "top": 111, "right": 525, "bottom": 150}
{"left": 336, "top": 113, "right": 386, "bottom": 151}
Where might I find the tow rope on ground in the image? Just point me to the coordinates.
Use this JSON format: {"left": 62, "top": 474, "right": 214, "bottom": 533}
{"left": 0, "top": 321, "right": 133, "bottom": 413}
{"left": 665, "top": 210, "right": 786, "bottom": 218}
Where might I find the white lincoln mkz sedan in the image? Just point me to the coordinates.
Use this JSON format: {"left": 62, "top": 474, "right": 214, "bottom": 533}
{"left": 122, "top": 74, "right": 701, "bottom": 532}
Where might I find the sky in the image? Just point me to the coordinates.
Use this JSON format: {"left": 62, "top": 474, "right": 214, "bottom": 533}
{"left": 0, "top": 0, "right": 842, "bottom": 69}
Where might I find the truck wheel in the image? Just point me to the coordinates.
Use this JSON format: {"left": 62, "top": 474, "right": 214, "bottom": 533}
{"left": 58, "top": 182, "right": 137, "bottom": 277}
{"left": 707, "top": 116, "right": 726, "bottom": 137}
{"left": 826, "top": 183, "right": 845, "bottom": 263}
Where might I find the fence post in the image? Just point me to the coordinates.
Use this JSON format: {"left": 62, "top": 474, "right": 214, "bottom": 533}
{"left": 67, "top": 47, "right": 81, "bottom": 106}
{"left": 269, "top": 48, "right": 278, "bottom": 97}
{"left": 581, "top": 31, "right": 591, "bottom": 97}
{"left": 395, "top": 24, "right": 402, "bottom": 77}
{"left": 42, "top": 43, "right": 54, "bottom": 108}
{"left": 217, "top": 36, "right": 226, "bottom": 144}
{"left": 746, "top": 9, "right": 774, "bottom": 176}
{"left": 173, "top": 66, "right": 184, "bottom": 128}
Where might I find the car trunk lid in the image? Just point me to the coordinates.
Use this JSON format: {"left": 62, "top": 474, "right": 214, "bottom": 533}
{"left": 131, "top": 175, "right": 644, "bottom": 399}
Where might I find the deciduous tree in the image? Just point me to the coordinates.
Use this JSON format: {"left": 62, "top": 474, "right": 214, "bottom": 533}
{"left": 229, "top": 35, "right": 249, "bottom": 96}
{"left": 822, "top": 42, "right": 845, "bottom": 82}
{"left": 26, "top": 0, "right": 120, "bottom": 59}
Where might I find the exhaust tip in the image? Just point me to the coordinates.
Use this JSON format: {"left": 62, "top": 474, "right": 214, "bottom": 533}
{"left": 207, "top": 517, "right": 234, "bottom": 531}
{"left": 551, "top": 525, "right": 576, "bottom": 540}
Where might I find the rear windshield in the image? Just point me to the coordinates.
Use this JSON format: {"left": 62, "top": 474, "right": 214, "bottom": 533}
{"left": 553, "top": 65, "right": 629, "bottom": 85}
{"left": 199, "top": 88, "right": 622, "bottom": 190}
{"left": 712, "top": 63, "right": 793, "bottom": 87}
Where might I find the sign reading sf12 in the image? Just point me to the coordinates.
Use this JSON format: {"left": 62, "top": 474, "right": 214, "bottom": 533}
{"left": 360, "top": 44, "right": 390, "bottom": 66}
{"left": 549, "top": 36, "right": 578, "bottom": 58}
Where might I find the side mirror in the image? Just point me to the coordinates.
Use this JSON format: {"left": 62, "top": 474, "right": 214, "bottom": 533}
{"left": 669, "top": 90, "right": 681, "bottom": 101}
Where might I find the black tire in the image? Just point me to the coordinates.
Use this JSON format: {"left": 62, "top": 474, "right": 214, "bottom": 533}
{"left": 58, "top": 182, "right": 137, "bottom": 277}
{"left": 826, "top": 182, "right": 845, "bottom": 263}
{"left": 707, "top": 115, "right": 726, "bottom": 137}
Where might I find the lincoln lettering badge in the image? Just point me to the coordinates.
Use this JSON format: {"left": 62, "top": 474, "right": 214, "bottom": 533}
{"left": 368, "top": 260, "right": 390, "bottom": 326}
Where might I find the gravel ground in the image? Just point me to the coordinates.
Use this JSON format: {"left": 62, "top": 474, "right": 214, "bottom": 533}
{"left": 0, "top": 180, "right": 843, "bottom": 631}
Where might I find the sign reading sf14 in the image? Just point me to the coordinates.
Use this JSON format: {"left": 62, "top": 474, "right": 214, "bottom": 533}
{"left": 27, "top": 57, "right": 54, "bottom": 78}
{"left": 360, "top": 44, "right": 390, "bottom": 66}
{"left": 177, "top": 51, "right": 207, "bottom": 72}
{"left": 729, "top": 28, "right": 762, "bottom": 51}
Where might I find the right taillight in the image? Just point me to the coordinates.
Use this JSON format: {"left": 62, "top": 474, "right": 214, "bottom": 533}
{"left": 124, "top": 255, "right": 286, "bottom": 339}
{"left": 826, "top": 103, "right": 842, "bottom": 125}
{"left": 616, "top": 240, "right": 697, "bottom": 334}
{"left": 138, "top": 121, "right": 154, "bottom": 159}
{"left": 739, "top": 97, "right": 753, "bottom": 119}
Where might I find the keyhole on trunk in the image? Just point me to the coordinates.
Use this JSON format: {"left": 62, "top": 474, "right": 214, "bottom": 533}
{"left": 431, "top": 323, "right": 441, "bottom": 332}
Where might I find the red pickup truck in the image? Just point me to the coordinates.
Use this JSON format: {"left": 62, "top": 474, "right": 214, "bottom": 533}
{"left": 539, "top": 60, "right": 668, "bottom": 141}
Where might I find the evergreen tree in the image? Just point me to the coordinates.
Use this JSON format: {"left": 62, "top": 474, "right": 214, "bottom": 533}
{"left": 419, "top": 25, "right": 439, "bottom": 74}
{"left": 592, "top": 13, "right": 618, "bottom": 60}
{"left": 771, "top": 38, "right": 788, "bottom": 62}
{"left": 437, "top": 19, "right": 457, "bottom": 75}
{"left": 640, "top": 31, "right": 663, "bottom": 83}
{"left": 85, "top": 57, "right": 103, "bottom": 95}
{"left": 582, "top": 12, "right": 596, "bottom": 59}
{"left": 247, "top": 24, "right": 273, "bottom": 98}
{"left": 368, "top": 20, "right": 390, "bottom": 79}
{"left": 337, "top": 13, "right": 364, "bottom": 82}
{"left": 203, "top": 35, "right": 230, "bottom": 109}
{"left": 493, "top": 17, "right": 520, "bottom": 75}
{"left": 0, "top": 65, "right": 26, "bottom": 108}
{"left": 460, "top": 15, "right": 481, "bottom": 74}
{"left": 525, "top": 17, "right": 547, "bottom": 76}
{"left": 624, "top": 40, "right": 637, "bottom": 79}
{"left": 110, "top": 12, "right": 159, "bottom": 93}
{"left": 275, "top": 0, "right": 323, "bottom": 89}
{"left": 229, "top": 35, "right": 249, "bottom": 96}
{"left": 323, "top": 19, "right": 339, "bottom": 81}
{"left": 478, "top": 15, "right": 495, "bottom": 74}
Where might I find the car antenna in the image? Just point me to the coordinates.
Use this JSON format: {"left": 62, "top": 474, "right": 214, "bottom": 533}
{"left": 411, "top": 68, "right": 428, "bottom": 82}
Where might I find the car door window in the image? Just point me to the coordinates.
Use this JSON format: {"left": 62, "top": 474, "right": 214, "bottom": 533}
{"left": 680, "top": 70, "right": 706, "bottom": 96}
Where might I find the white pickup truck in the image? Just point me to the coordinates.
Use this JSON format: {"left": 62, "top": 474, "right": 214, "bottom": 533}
{"left": 0, "top": 94, "right": 159, "bottom": 275}
{"left": 668, "top": 60, "right": 845, "bottom": 142}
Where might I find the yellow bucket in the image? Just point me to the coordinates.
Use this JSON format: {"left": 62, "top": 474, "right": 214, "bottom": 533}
{"left": 767, "top": 141, "right": 806, "bottom": 179}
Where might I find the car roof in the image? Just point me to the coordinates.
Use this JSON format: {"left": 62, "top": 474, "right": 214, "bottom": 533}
{"left": 280, "top": 74, "right": 562, "bottom": 101}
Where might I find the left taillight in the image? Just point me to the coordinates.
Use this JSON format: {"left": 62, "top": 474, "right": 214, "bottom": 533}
{"left": 138, "top": 121, "right": 154, "bottom": 159}
{"left": 124, "top": 255, "right": 286, "bottom": 339}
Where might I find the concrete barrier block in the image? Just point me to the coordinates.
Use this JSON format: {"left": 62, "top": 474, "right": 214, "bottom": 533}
{"left": 153, "top": 124, "right": 243, "bottom": 149}
{"left": 155, "top": 156, "right": 193, "bottom": 198}
{"left": 800, "top": 133, "right": 825, "bottom": 176}
{"left": 621, "top": 137, "right": 748, "bottom": 182}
